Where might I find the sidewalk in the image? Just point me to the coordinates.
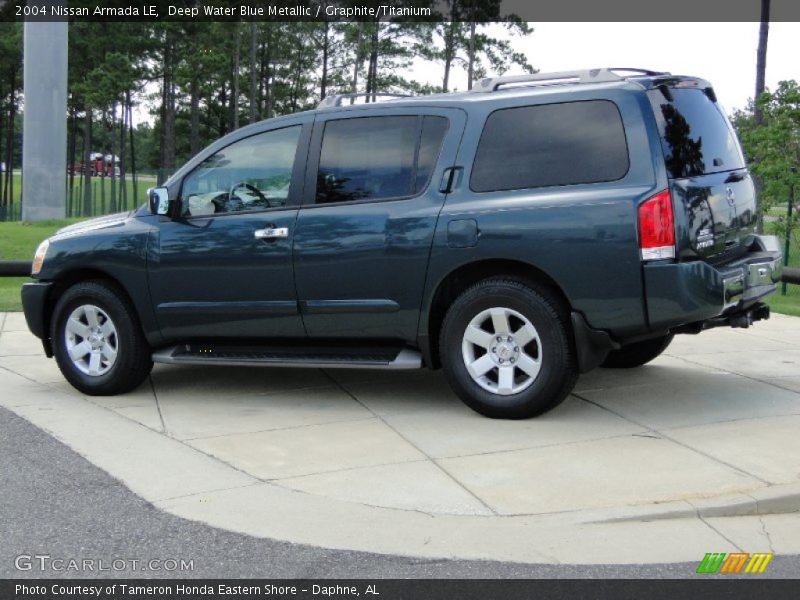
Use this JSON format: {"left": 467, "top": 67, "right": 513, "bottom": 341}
{"left": 1, "top": 311, "right": 799, "bottom": 564}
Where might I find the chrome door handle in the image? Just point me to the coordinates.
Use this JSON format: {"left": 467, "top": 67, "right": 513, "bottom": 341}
{"left": 254, "top": 227, "right": 288, "bottom": 240}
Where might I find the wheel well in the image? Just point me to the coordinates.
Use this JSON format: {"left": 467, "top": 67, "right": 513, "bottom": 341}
{"left": 426, "top": 259, "right": 572, "bottom": 368}
{"left": 43, "top": 269, "right": 133, "bottom": 341}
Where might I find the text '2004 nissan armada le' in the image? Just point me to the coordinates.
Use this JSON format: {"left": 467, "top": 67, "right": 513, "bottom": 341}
{"left": 23, "top": 68, "right": 782, "bottom": 419}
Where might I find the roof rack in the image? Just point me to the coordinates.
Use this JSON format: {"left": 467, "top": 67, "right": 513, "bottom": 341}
{"left": 317, "top": 92, "right": 411, "bottom": 109}
{"left": 470, "top": 68, "right": 670, "bottom": 93}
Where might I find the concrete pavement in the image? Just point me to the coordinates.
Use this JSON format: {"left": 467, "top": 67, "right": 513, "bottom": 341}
{"left": 7, "top": 404, "right": 800, "bottom": 579}
{"left": 1, "top": 311, "right": 799, "bottom": 565}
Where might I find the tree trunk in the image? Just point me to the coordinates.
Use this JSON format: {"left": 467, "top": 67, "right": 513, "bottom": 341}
{"left": 442, "top": 13, "right": 457, "bottom": 92}
{"left": 3, "top": 104, "right": 12, "bottom": 209}
{"left": 3, "top": 69, "right": 16, "bottom": 211}
{"left": 0, "top": 81, "right": 5, "bottom": 209}
{"left": 753, "top": 0, "right": 771, "bottom": 233}
{"left": 190, "top": 72, "right": 200, "bottom": 156}
{"left": 161, "top": 30, "right": 176, "bottom": 171}
{"left": 118, "top": 98, "right": 127, "bottom": 211}
{"left": 264, "top": 26, "right": 273, "bottom": 119}
{"left": 467, "top": 21, "right": 476, "bottom": 90}
{"left": 232, "top": 23, "right": 241, "bottom": 130}
{"left": 83, "top": 109, "right": 93, "bottom": 217}
{"left": 352, "top": 23, "right": 363, "bottom": 94}
{"left": 258, "top": 39, "right": 266, "bottom": 115}
{"left": 100, "top": 109, "right": 107, "bottom": 213}
{"left": 108, "top": 107, "right": 116, "bottom": 213}
{"left": 249, "top": 22, "right": 258, "bottom": 122}
{"left": 320, "top": 20, "right": 329, "bottom": 100}
{"left": 127, "top": 90, "right": 138, "bottom": 204}
{"left": 68, "top": 105, "right": 77, "bottom": 216}
{"left": 367, "top": 21, "right": 379, "bottom": 99}
{"left": 3, "top": 91, "right": 14, "bottom": 209}
{"left": 754, "top": 0, "right": 771, "bottom": 126}
{"left": 290, "top": 41, "right": 303, "bottom": 113}
{"left": 0, "top": 81, "right": 4, "bottom": 209}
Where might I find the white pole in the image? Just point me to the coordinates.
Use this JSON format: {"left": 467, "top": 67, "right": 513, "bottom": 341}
{"left": 21, "top": 19, "right": 68, "bottom": 221}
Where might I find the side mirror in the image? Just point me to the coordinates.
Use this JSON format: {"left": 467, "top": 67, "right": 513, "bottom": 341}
{"left": 148, "top": 187, "right": 170, "bottom": 216}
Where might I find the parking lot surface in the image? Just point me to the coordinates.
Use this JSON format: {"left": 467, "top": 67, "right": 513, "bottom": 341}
{"left": 2, "top": 311, "right": 799, "bottom": 564}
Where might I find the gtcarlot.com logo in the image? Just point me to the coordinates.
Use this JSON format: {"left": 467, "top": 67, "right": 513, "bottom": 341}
{"left": 696, "top": 552, "right": 773, "bottom": 574}
{"left": 15, "top": 554, "right": 194, "bottom": 573}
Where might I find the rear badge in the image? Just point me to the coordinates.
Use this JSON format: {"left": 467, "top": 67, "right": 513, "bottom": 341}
{"left": 697, "top": 227, "right": 714, "bottom": 250}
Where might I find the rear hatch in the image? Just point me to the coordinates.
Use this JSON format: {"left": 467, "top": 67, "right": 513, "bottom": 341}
{"left": 647, "top": 82, "right": 756, "bottom": 263}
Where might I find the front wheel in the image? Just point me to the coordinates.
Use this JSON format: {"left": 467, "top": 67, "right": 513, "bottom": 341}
{"left": 439, "top": 278, "right": 578, "bottom": 419}
{"left": 51, "top": 281, "right": 153, "bottom": 395}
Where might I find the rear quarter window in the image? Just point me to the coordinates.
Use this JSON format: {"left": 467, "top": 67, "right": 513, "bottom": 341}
{"left": 470, "top": 100, "right": 630, "bottom": 193}
{"left": 647, "top": 87, "right": 745, "bottom": 179}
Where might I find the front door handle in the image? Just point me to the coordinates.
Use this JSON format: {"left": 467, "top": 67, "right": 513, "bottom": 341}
{"left": 254, "top": 227, "right": 289, "bottom": 240}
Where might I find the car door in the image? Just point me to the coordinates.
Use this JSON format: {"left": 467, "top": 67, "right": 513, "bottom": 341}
{"left": 292, "top": 107, "right": 466, "bottom": 341}
{"left": 148, "top": 121, "right": 310, "bottom": 342}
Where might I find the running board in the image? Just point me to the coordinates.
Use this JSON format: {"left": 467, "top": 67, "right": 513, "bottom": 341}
{"left": 152, "top": 344, "right": 422, "bottom": 370}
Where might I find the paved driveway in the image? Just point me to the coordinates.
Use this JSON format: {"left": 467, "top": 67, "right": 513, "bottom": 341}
{"left": 1, "top": 311, "right": 799, "bottom": 564}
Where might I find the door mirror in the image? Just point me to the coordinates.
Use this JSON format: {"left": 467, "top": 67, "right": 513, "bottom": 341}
{"left": 148, "top": 187, "right": 170, "bottom": 216}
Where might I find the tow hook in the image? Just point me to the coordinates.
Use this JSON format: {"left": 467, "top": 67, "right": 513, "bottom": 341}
{"left": 722, "top": 303, "right": 771, "bottom": 329}
{"left": 729, "top": 312, "right": 754, "bottom": 328}
{"left": 673, "top": 303, "right": 771, "bottom": 334}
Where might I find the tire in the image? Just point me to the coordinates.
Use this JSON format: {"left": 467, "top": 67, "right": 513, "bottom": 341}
{"left": 600, "top": 334, "right": 674, "bottom": 369}
{"left": 439, "top": 278, "right": 578, "bottom": 419}
{"left": 51, "top": 280, "right": 153, "bottom": 395}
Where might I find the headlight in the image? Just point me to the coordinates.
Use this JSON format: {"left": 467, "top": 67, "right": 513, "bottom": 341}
{"left": 31, "top": 239, "right": 49, "bottom": 275}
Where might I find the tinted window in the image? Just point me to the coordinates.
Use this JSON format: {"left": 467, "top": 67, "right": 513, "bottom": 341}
{"left": 470, "top": 101, "right": 629, "bottom": 192}
{"left": 416, "top": 116, "right": 449, "bottom": 192}
{"left": 648, "top": 88, "right": 745, "bottom": 179}
{"left": 316, "top": 115, "right": 447, "bottom": 204}
{"left": 181, "top": 126, "right": 300, "bottom": 216}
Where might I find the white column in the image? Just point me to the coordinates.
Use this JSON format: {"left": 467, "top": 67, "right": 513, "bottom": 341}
{"left": 21, "top": 19, "right": 68, "bottom": 221}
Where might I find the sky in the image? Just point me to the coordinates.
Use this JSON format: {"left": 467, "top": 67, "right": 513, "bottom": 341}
{"left": 429, "top": 22, "right": 800, "bottom": 116}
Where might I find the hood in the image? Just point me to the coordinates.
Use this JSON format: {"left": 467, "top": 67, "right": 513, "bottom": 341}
{"left": 52, "top": 211, "right": 132, "bottom": 239}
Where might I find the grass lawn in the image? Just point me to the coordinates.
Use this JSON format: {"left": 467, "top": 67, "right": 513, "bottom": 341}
{"left": 2, "top": 217, "right": 800, "bottom": 318}
{"left": 0, "top": 219, "right": 81, "bottom": 312}
{"left": 766, "top": 290, "right": 800, "bottom": 317}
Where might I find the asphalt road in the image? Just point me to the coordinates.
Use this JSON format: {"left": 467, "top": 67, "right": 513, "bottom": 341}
{"left": 1, "top": 406, "right": 797, "bottom": 580}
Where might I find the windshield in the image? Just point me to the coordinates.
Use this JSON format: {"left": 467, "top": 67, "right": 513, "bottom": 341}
{"left": 648, "top": 88, "right": 745, "bottom": 179}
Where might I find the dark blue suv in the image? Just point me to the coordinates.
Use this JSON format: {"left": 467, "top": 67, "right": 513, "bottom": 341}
{"left": 22, "top": 68, "right": 782, "bottom": 418}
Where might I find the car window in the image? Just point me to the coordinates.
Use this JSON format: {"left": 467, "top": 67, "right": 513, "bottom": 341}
{"left": 647, "top": 88, "right": 745, "bottom": 179}
{"left": 416, "top": 116, "right": 449, "bottom": 193}
{"left": 470, "top": 100, "right": 629, "bottom": 193}
{"left": 181, "top": 126, "right": 301, "bottom": 216}
{"left": 315, "top": 115, "right": 447, "bottom": 204}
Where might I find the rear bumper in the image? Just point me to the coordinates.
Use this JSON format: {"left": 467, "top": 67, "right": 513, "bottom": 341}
{"left": 21, "top": 281, "right": 52, "bottom": 340}
{"left": 643, "top": 235, "right": 782, "bottom": 331}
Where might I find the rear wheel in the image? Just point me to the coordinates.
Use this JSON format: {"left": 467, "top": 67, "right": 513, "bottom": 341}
{"left": 601, "top": 334, "right": 674, "bottom": 369}
{"left": 439, "top": 278, "right": 577, "bottom": 419}
{"left": 51, "top": 281, "right": 153, "bottom": 395}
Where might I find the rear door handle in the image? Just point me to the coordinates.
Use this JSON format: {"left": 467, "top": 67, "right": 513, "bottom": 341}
{"left": 439, "top": 167, "right": 462, "bottom": 194}
{"left": 254, "top": 227, "right": 289, "bottom": 240}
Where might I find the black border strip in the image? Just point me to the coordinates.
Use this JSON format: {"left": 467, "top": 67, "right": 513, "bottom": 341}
{"left": 3, "top": 0, "right": 800, "bottom": 23}
{"left": 3, "top": 578, "right": 799, "bottom": 600}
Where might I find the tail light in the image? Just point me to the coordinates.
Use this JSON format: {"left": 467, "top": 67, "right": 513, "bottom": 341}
{"left": 638, "top": 189, "right": 675, "bottom": 261}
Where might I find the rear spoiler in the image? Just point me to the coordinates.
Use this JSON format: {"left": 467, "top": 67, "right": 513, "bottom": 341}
{"left": 645, "top": 76, "right": 717, "bottom": 103}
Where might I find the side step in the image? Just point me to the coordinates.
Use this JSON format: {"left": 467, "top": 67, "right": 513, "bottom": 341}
{"left": 152, "top": 344, "right": 422, "bottom": 370}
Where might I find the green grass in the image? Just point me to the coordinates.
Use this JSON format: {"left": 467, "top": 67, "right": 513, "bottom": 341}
{"left": 766, "top": 293, "right": 800, "bottom": 318}
{"left": 0, "top": 219, "right": 81, "bottom": 312}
